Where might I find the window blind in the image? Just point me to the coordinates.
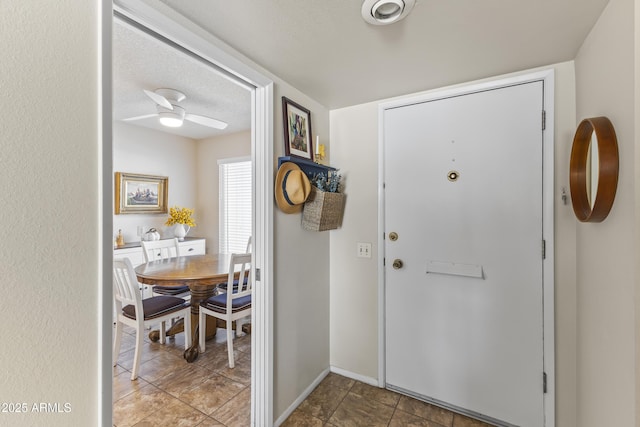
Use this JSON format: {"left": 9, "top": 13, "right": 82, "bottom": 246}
{"left": 219, "top": 158, "right": 252, "bottom": 254}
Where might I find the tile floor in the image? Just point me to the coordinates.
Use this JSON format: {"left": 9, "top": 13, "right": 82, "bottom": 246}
{"left": 113, "top": 325, "right": 251, "bottom": 427}
{"left": 281, "top": 373, "right": 494, "bottom": 427}
{"left": 113, "top": 326, "right": 494, "bottom": 427}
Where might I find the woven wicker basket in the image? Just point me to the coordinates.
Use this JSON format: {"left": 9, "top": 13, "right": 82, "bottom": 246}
{"left": 302, "top": 187, "right": 346, "bottom": 231}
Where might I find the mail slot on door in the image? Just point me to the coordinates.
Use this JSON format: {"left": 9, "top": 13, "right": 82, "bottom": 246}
{"left": 426, "top": 261, "right": 484, "bottom": 279}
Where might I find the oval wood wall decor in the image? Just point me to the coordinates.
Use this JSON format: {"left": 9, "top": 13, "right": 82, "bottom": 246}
{"left": 569, "top": 116, "right": 619, "bottom": 222}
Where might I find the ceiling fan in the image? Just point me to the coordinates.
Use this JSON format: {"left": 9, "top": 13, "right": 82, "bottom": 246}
{"left": 123, "top": 88, "right": 228, "bottom": 130}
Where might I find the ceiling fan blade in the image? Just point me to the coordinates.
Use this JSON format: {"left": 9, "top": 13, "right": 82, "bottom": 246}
{"left": 185, "top": 113, "right": 228, "bottom": 130}
{"left": 143, "top": 89, "right": 173, "bottom": 110}
{"left": 122, "top": 113, "right": 158, "bottom": 122}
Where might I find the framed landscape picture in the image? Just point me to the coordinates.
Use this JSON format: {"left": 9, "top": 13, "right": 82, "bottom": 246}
{"left": 115, "top": 172, "right": 168, "bottom": 214}
{"left": 282, "top": 96, "right": 313, "bottom": 160}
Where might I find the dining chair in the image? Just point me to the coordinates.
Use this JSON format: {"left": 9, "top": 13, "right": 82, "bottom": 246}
{"left": 216, "top": 236, "right": 252, "bottom": 294}
{"left": 112, "top": 257, "right": 192, "bottom": 380}
{"left": 199, "top": 253, "right": 251, "bottom": 368}
{"left": 141, "top": 238, "right": 190, "bottom": 300}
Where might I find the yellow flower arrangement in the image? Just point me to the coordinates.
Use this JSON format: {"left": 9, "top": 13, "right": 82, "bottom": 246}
{"left": 165, "top": 206, "right": 196, "bottom": 227}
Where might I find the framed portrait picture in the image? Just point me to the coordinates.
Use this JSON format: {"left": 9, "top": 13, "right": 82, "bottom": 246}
{"left": 115, "top": 172, "right": 168, "bottom": 214}
{"left": 282, "top": 96, "right": 313, "bottom": 160}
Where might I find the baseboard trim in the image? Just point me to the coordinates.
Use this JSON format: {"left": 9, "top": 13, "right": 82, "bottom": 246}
{"left": 329, "top": 366, "right": 380, "bottom": 387}
{"left": 273, "top": 366, "right": 381, "bottom": 426}
{"left": 273, "top": 367, "right": 330, "bottom": 426}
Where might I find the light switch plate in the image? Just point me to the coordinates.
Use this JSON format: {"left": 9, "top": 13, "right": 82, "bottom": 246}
{"left": 357, "top": 242, "right": 372, "bottom": 258}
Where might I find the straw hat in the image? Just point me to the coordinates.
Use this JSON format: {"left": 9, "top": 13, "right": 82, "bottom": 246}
{"left": 275, "top": 162, "right": 311, "bottom": 214}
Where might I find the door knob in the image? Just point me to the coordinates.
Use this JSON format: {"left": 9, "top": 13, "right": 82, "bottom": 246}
{"left": 392, "top": 259, "right": 403, "bottom": 269}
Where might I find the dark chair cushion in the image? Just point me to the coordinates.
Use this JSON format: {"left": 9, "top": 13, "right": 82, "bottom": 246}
{"left": 215, "top": 277, "right": 249, "bottom": 293}
{"left": 153, "top": 285, "right": 190, "bottom": 296}
{"left": 201, "top": 293, "right": 251, "bottom": 314}
{"left": 123, "top": 296, "right": 190, "bottom": 320}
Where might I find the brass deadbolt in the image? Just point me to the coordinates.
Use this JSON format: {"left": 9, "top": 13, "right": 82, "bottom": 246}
{"left": 392, "top": 259, "right": 403, "bottom": 270}
{"left": 447, "top": 170, "right": 460, "bottom": 182}
{"left": 389, "top": 232, "right": 398, "bottom": 241}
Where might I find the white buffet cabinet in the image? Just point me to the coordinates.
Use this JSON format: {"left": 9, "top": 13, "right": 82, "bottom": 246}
{"left": 113, "top": 237, "right": 206, "bottom": 299}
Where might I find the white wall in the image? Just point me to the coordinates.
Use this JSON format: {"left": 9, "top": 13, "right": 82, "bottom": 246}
{"left": 114, "top": 125, "right": 253, "bottom": 255}
{"left": 273, "top": 85, "right": 331, "bottom": 419}
{"left": 329, "top": 61, "right": 580, "bottom": 426}
{"left": 0, "top": 1, "right": 102, "bottom": 425}
{"left": 574, "top": 0, "right": 637, "bottom": 425}
{"left": 196, "top": 130, "right": 251, "bottom": 254}
{"left": 636, "top": 0, "right": 640, "bottom": 422}
{"left": 329, "top": 102, "right": 381, "bottom": 382}
{"left": 113, "top": 122, "right": 199, "bottom": 244}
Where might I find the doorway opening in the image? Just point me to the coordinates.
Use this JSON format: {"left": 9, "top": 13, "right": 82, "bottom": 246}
{"left": 107, "top": 2, "right": 274, "bottom": 425}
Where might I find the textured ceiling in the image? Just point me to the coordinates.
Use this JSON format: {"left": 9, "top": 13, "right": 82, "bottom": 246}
{"left": 154, "top": 0, "right": 609, "bottom": 109}
{"left": 115, "top": 0, "right": 609, "bottom": 137}
{"left": 113, "top": 19, "right": 251, "bottom": 139}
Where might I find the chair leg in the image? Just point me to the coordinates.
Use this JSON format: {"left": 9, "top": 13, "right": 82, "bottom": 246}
{"left": 112, "top": 320, "right": 123, "bottom": 367}
{"left": 226, "top": 324, "right": 235, "bottom": 368}
{"left": 199, "top": 311, "right": 206, "bottom": 353}
{"left": 183, "top": 312, "right": 192, "bottom": 349}
{"left": 131, "top": 322, "right": 144, "bottom": 381}
{"left": 236, "top": 317, "right": 246, "bottom": 337}
{"left": 159, "top": 321, "right": 166, "bottom": 344}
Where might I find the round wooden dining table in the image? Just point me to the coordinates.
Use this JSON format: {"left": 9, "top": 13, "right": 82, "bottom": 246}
{"left": 135, "top": 253, "right": 232, "bottom": 290}
{"left": 135, "top": 253, "right": 234, "bottom": 362}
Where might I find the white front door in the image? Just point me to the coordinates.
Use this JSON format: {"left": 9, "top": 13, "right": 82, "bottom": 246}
{"left": 383, "top": 81, "right": 547, "bottom": 426}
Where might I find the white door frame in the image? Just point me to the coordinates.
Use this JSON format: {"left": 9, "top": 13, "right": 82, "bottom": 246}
{"left": 377, "top": 69, "right": 555, "bottom": 426}
{"left": 107, "top": 2, "right": 274, "bottom": 425}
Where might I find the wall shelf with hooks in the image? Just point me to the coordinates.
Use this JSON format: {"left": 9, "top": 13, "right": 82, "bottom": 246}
{"left": 277, "top": 156, "right": 337, "bottom": 179}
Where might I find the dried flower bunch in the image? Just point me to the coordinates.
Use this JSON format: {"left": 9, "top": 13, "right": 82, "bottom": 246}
{"left": 311, "top": 170, "right": 341, "bottom": 193}
{"left": 165, "top": 206, "right": 196, "bottom": 227}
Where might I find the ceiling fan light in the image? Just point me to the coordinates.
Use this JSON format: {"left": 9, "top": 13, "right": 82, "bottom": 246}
{"left": 159, "top": 114, "right": 183, "bottom": 127}
{"left": 158, "top": 105, "right": 185, "bottom": 128}
{"left": 362, "top": 0, "right": 415, "bottom": 25}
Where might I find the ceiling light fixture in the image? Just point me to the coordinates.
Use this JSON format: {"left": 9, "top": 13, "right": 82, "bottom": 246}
{"left": 362, "top": 0, "right": 415, "bottom": 25}
{"left": 158, "top": 105, "right": 185, "bottom": 127}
